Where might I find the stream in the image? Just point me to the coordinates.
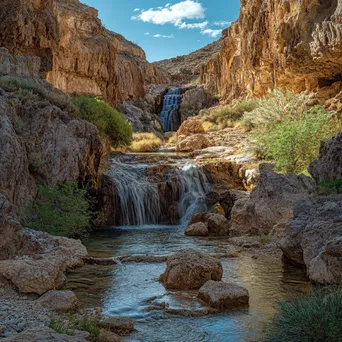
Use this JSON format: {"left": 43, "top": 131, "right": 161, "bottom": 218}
{"left": 66, "top": 155, "right": 311, "bottom": 342}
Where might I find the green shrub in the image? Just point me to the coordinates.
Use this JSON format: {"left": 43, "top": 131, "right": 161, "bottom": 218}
{"left": 242, "top": 89, "right": 308, "bottom": 131}
{"left": 264, "top": 287, "right": 342, "bottom": 342}
{"left": 23, "top": 181, "right": 93, "bottom": 239}
{"left": 73, "top": 96, "right": 132, "bottom": 147}
{"left": 47, "top": 313, "right": 102, "bottom": 342}
{"left": 251, "top": 105, "right": 337, "bottom": 173}
{"left": 202, "top": 99, "right": 258, "bottom": 130}
{"left": 319, "top": 179, "right": 342, "bottom": 194}
{"left": 0, "top": 75, "right": 38, "bottom": 92}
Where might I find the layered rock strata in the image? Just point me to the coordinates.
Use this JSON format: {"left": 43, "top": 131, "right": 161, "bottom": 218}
{"left": 201, "top": 0, "right": 342, "bottom": 104}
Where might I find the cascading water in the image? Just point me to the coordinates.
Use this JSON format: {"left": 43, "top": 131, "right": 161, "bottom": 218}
{"left": 160, "top": 88, "right": 182, "bottom": 132}
{"left": 107, "top": 159, "right": 161, "bottom": 226}
{"left": 175, "top": 163, "right": 211, "bottom": 225}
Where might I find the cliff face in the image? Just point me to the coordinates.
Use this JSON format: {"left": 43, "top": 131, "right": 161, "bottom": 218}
{"left": 201, "top": 0, "right": 342, "bottom": 103}
{"left": 0, "top": 0, "right": 169, "bottom": 104}
{"left": 0, "top": 48, "right": 103, "bottom": 207}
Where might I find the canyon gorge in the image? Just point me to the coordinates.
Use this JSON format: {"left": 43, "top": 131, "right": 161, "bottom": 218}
{"left": 0, "top": 0, "right": 341, "bottom": 341}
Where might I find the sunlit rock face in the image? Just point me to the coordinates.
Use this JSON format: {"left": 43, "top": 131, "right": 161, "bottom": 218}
{"left": 201, "top": 0, "right": 342, "bottom": 104}
{"left": 0, "top": 0, "right": 169, "bottom": 104}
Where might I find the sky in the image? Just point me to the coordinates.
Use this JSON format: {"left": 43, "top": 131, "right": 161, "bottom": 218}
{"left": 81, "top": 0, "right": 241, "bottom": 62}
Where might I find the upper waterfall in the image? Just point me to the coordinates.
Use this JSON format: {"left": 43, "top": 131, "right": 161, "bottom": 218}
{"left": 160, "top": 88, "right": 182, "bottom": 132}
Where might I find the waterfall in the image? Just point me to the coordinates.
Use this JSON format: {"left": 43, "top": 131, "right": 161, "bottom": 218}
{"left": 107, "top": 159, "right": 161, "bottom": 226}
{"left": 160, "top": 88, "right": 182, "bottom": 132}
{"left": 176, "top": 163, "right": 212, "bottom": 225}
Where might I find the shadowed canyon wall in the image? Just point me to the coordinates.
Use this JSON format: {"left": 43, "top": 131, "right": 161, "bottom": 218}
{"left": 0, "top": 0, "right": 169, "bottom": 104}
{"left": 201, "top": 0, "right": 342, "bottom": 105}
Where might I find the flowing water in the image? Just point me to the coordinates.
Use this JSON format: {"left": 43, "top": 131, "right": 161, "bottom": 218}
{"left": 66, "top": 156, "right": 311, "bottom": 342}
{"left": 160, "top": 88, "right": 182, "bottom": 131}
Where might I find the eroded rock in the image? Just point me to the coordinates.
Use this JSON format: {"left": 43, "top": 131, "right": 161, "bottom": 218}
{"left": 37, "top": 290, "right": 79, "bottom": 312}
{"left": 185, "top": 222, "right": 209, "bottom": 236}
{"left": 280, "top": 196, "right": 342, "bottom": 284}
{"left": 176, "top": 134, "right": 211, "bottom": 152}
{"left": 160, "top": 249, "right": 223, "bottom": 290}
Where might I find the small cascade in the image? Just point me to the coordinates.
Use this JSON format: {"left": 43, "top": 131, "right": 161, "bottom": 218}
{"left": 107, "top": 159, "right": 161, "bottom": 226}
{"left": 160, "top": 88, "right": 182, "bottom": 132}
{"left": 176, "top": 163, "right": 212, "bottom": 225}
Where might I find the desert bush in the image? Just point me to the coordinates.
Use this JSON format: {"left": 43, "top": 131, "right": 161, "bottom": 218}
{"left": 23, "top": 181, "right": 93, "bottom": 239}
{"left": 130, "top": 132, "right": 162, "bottom": 152}
{"left": 264, "top": 287, "right": 342, "bottom": 342}
{"left": 73, "top": 96, "right": 132, "bottom": 147}
{"left": 202, "top": 99, "right": 259, "bottom": 130}
{"left": 251, "top": 105, "right": 337, "bottom": 173}
{"left": 242, "top": 89, "right": 308, "bottom": 131}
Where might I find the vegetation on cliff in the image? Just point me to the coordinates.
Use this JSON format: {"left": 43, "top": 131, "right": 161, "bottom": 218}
{"left": 23, "top": 181, "right": 94, "bottom": 239}
{"left": 130, "top": 132, "right": 162, "bottom": 152}
{"left": 264, "top": 287, "right": 342, "bottom": 342}
{"left": 73, "top": 96, "right": 132, "bottom": 147}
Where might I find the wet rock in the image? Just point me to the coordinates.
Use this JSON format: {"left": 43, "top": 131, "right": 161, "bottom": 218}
{"left": 309, "top": 131, "right": 342, "bottom": 183}
{"left": 176, "top": 134, "right": 211, "bottom": 152}
{"left": 159, "top": 248, "right": 223, "bottom": 290}
{"left": 231, "top": 163, "right": 317, "bottom": 240}
{"left": 2, "top": 327, "right": 87, "bottom": 341}
{"left": 185, "top": 222, "right": 209, "bottom": 236}
{"left": 280, "top": 196, "right": 342, "bottom": 284}
{"left": 37, "top": 290, "right": 79, "bottom": 312}
{"left": 165, "top": 307, "right": 214, "bottom": 317}
{"left": 98, "top": 317, "right": 134, "bottom": 336}
{"left": 198, "top": 281, "right": 249, "bottom": 310}
{"left": 207, "top": 214, "right": 230, "bottom": 236}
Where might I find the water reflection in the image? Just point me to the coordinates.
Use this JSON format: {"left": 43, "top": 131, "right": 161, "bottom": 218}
{"left": 66, "top": 225, "right": 311, "bottom": 342}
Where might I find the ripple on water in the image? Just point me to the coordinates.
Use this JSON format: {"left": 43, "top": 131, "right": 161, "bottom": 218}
{"left": 66, "top": 225, "right": 311, "bottom": 342}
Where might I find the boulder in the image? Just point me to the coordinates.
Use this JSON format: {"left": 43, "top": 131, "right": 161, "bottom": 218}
{"left": 198, "top": 280, "right": 249, "bottom": 310}
{"left": 185, "top": 222, "right": 209, "bottom": 236}
{"left": 177, "top": 118, "right": 204, "bottom": 137}
{"left": 231, "top": 164, "right": 317, "bottom": 240}
{"left": 207, "top": 214, "right": 230, "bottom": 236}
{"left": 99, "top": 329, "right": 123, "bottom": 342}
{"left": 98, "top": 317, "right": 134, "bottom": 336}
{"left": 37, "top": 290, "right": 79, "bottom": 312}
{"left": 0, "top": 229, "right": 87, "bottom": 294}
{"left": 209, "top": 203, "right": 226, "bottom": 216}
{"left": 309, "top": 131, "right": 342, "bottom": 183}
{"left": 177, "top": 134, "right": 211, "bottom": 152}
{"left": 280, "top": 196, "right": 342, "bottom": 284}
{"left": 159, "top": 248, "right": 223, "bottom": 290}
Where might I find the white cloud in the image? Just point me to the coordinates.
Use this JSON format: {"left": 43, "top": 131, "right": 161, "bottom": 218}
{"left": 213, "top": 20, "right": 231, "bottom": 28}
{"left": 133, "top": 8, "right": 140, "bottom": 12}
{"left": 133, "top": 1, "right": 205, "bottom": 25}
{"left": 177, "top": 21, "right": 208, "bottom": 30}
{"left": 153, "top": 34, "right": 175, "bottom": 38}
{"left": 145, "top": 32, "right": 150, "bottom": 35}
{"left": 201, "top": 28, "right": 222, "bottom": 37}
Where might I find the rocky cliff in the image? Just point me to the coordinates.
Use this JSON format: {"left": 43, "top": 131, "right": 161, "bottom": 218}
{"left": 201, "top": 0, "right": 342, "bottom": 105}
{"left": 0, "top": 47, "right": 102, "bottom": 207}
{"left": 0, "top": 0, "right": 169, "bottom": 104}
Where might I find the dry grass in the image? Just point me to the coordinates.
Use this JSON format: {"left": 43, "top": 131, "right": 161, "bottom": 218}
{"left": 130, "top": 132, "right": 162, "bottom": 152}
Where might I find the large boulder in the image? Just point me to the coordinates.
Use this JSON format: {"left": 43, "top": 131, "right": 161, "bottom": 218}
{"left": 0, "top": 229, "right": 87, "bottom": 294}
{"left": 207, "top": 214, "right": 230, "bottom": 236}
{"left": 309, "top": 131, "right": 342, "bottom": 183}
{"left": 185, "top": 222, "right": 209, "bottom": 236}
{"left": 37, "top": 290, "right": 79, "bottom": 312}
{"left": 231, "top": 164, "right": 317, "bottom": 240}
{"left": 176, "top": 134, "right": 211, "bottom": 152}
{"left": 177, "top": 118, "right": 204, "bottom": 137}
{"left": 279, "top": 196, "right": 342, "bottom": 284}
{"left": 198, "top": 281, "right": 249, "bottom": 310}
{"left": 187, "top": 212, "right": 230, "bottom": 236}
{"left": 159, "top": 249, "right": 223, "bottom": 290}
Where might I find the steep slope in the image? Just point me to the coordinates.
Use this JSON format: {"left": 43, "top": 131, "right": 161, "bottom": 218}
{"left": 201, "top": 0, "right": 342, "bottom": 104}
{"left": 0, "top": 0, "right": 169, "bottom": 104}
{"left": 154, "top": 39, "right": 223, "bottom": 84}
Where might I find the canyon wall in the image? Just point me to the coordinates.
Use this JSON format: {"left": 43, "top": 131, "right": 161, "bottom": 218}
{"left": 0, "top": 0, "right": 169, "bottom": 104}
{"left": 201, "top": 0, "right": 342, "bottom": 104}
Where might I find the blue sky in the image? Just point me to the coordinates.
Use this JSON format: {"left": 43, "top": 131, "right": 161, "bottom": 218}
{"left": 81, "top": 0, "right": 241, "bottom": 62}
